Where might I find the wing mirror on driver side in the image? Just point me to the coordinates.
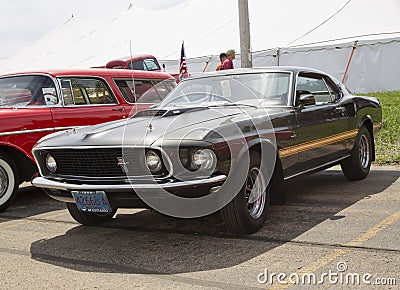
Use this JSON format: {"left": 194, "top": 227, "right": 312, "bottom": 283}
{"left": 298, "top": 94, "right": 316, "bottom": 108}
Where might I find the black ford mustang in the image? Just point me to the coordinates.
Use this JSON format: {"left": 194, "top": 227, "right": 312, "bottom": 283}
{"left": 32, "top": 67, "right": 382, "bottom": 234}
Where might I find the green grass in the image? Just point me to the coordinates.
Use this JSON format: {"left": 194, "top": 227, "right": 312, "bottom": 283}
{"left": 365, "top": 91, "right": 400, "bottom": 164}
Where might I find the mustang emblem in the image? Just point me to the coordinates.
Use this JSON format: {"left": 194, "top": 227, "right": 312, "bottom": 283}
{"left": 117, "top": 157, "right": 130, "bottom": 173}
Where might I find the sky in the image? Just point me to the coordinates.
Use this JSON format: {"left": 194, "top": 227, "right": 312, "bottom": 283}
{"left": 1, "top": 0, "right": 400, "bottom": 70}
{"left": 0, "top": 0, "right": 187, "bottom": 59}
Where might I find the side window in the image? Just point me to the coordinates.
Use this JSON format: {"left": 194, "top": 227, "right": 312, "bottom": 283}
{"left": 60, "top": 80, "right": 74, "bottom": 105}
{"left": 128, "top": 58, "right": 160, "bottom": 71}
{"left": 323, "top": 76, "right": 340, "bottom": 101}
{"left": 60, "top": 78, "right": 116, "bottom": 106}
{"left": 0, "top": 75, "right": 57, "bottom": 107}
{"left": 129, "top": 60, "right": 145, "bottom": 70}
{"left": 143, "top": 58, "right": 161, "bottom": 71}
{"left": 115, "top": 79, "right": 175, "bottom": 104}
{"left": 297, "top": 74, "right": 336, "bottom": 105}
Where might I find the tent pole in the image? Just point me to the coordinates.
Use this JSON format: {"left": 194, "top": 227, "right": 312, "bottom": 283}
{"left": 202, "top": 56, "right": 212, "bottom": 73}
{"left": 342, "top": 41, "right": 358, "bottom": 83}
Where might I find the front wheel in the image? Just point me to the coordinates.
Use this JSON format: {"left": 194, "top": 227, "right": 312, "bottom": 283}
{"left": 0, "top": 152, "right": 19, "bottom": 212}
{"left": 341, "top": 126, "right": 372, "bottom": 180}
{"left": 66, "top": 203, "right": 117, "bottom": 226}
{"left": 221, "top": 151, "right": 270, "bottom": 234}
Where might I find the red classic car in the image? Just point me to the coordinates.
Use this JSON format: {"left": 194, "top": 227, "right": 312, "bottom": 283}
{"left": 105, "top": 54, "right": 187, "bottom": 82}
{"left": 0, "top": 68, "right": 175, "bottom": 211}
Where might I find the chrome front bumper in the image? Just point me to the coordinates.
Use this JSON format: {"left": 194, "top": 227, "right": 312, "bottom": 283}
{"left": 32, "top": 175, "right": 227, "bottom": 192}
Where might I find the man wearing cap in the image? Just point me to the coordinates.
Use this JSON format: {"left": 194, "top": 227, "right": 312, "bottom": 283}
{"left": 222, "top": 49, "right": 235, "bottom": 70}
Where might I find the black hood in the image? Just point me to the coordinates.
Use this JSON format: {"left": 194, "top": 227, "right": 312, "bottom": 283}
{"left": 35, "top": 105, "right": 288, "bottom": 149}
{"left": 35, "top": 106, "right": 253, "bottom": 148}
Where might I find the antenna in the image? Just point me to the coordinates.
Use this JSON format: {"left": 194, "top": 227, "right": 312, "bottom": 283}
{"left": 129, "top": 40, "right": 136, "bottom": 103}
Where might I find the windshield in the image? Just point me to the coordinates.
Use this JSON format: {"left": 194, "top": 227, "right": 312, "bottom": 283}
{"left": 160, "top": 72, "right": 290, "bottom": 108}
{"left": 0, "top": 75, "right": 57, "bottom": 107}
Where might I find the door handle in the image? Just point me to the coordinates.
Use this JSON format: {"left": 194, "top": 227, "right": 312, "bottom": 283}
{"left": 112, "top": 107, "right": 124, "bottom": 112}
{"left": 334, "top": 107, "right": 346, "bottom": 113}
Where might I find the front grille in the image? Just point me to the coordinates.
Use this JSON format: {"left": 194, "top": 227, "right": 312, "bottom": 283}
{"left": 46, "top": 147, "right": 160, "bottom": 178}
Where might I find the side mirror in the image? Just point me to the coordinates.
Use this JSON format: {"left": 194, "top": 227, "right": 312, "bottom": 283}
{"left": 298, "top": 94, "right": 316, "bottom": 108}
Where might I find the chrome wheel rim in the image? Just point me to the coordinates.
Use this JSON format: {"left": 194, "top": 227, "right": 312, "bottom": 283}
{"left": 245, "top": 167, "right": 266, "bottom": 219}
{"left": 0, "top": 166, "right": 9, "bottom": 198}
{"left": 359, "top": 134, "right": 371, "bottom": 168}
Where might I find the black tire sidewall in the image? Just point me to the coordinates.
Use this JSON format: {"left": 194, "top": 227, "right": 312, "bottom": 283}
{"left": 222, "top": 151, "right": 271, "bottom": 234}
{"left": 357, "top": 127, "right": 372, "bottom": 173}
{"left": 66, "top": 202, "right": 116, "bottom": 226}
{"left": 341, "top": 126, "right": 372, "bottom": 180}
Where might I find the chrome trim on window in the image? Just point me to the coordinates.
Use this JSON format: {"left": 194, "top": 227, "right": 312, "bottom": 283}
{"left": 57, "top": 76, "right": 120, "bottom": 106}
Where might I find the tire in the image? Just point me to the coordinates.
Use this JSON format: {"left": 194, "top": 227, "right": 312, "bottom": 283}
{"left": 0, "top": 152, "right": 19, "bottom": 212}
{"left": 341, "top": 126, "right": 372, "bottom": 180}
{"left": 66, "top": 203, "right": 117, "bottom": 226}
{"left": 221, "top": 151, "right": 270, "bottom": 234}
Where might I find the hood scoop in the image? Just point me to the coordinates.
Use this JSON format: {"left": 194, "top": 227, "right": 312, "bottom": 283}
{"left": 134, "top": 109, "right": 168, "bottom": 118}
{"left": 133, "top": 106, "right": 208, "bottom": 118}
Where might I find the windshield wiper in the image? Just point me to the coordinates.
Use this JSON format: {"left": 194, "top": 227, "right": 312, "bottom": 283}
{"left": 207, "top": 102, "right": 259, "bottom": 109}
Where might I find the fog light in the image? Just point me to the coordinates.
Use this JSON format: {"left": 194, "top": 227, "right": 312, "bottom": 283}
{"left": 45, "top": 154, "right": 57, "bottom": 173}
{"left": 192, "top": 149, "right": 216, "bottom": 170}
{"left": 145, "top": 150, "right": 162, "bottom": 172}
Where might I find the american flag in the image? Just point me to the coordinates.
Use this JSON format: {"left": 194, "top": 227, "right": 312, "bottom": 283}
{"left": 179, "top": 41, "right": 187, "bottom": 80}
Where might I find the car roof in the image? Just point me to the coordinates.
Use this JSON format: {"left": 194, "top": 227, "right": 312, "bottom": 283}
{"left": 107, "top": 54, "right": 157, "bottom": 63}
{"left": 0, "top": 68, "right": 174, "bottom": 80}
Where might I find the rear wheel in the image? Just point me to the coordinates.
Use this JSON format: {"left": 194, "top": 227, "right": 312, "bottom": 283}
{"left": 66, "top": 203, "right": 117, "bottom": 226}
{"left": 341, "top": 126, "right": 372, "bottom": 180}
{"left": 221, "top": 151, "right": 270, "bottom": 234}
{"left": 0, "top": 152, "right": 19, "bottom": 212}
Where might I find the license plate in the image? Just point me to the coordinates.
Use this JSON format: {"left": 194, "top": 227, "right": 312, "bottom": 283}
{"left": 72, "top": 191, "right": 111, "bottom": 213}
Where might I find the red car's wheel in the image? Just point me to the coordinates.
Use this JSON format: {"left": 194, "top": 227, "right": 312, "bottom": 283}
{"left": 0, "top": 152, "right": 19, "bottom": 212}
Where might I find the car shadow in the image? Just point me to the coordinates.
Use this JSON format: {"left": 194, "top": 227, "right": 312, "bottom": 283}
{"left": 0, "top": 183, "right": 66, "bottom": 221}
{"left": 29, "top": 168, "right": 399, "bottom": 274}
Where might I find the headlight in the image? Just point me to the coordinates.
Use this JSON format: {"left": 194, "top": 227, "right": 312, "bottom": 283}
{"left": 45, "top": 154, "right": 57, "bottom": 173}
{"left": 191, "top": 149, "right": 217, "bottom": 170}
{"left": 145, "top": 150, "right": 162, "bottom": 172}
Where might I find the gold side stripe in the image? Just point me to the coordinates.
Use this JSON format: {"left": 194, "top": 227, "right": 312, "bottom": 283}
{"left": 279, "top": 129, "right": 359, "bottom": 158}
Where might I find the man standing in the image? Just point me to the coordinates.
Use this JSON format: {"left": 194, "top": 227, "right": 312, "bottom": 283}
{"left": 222, "top": 49, "right": 235, "bottom": 70}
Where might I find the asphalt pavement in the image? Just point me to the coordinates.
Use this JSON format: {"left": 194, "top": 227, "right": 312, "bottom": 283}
{"left": 0, "top": 165, "right": 399, "bottom": 289}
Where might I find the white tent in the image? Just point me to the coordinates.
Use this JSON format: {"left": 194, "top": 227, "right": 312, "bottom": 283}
{"left": 1, "top": 0, "right": 400, "bottom": 92}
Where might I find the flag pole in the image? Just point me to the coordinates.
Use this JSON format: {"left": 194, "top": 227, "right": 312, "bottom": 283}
{"left": 179, "top": 41, "right": 188, "bottom": 82}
